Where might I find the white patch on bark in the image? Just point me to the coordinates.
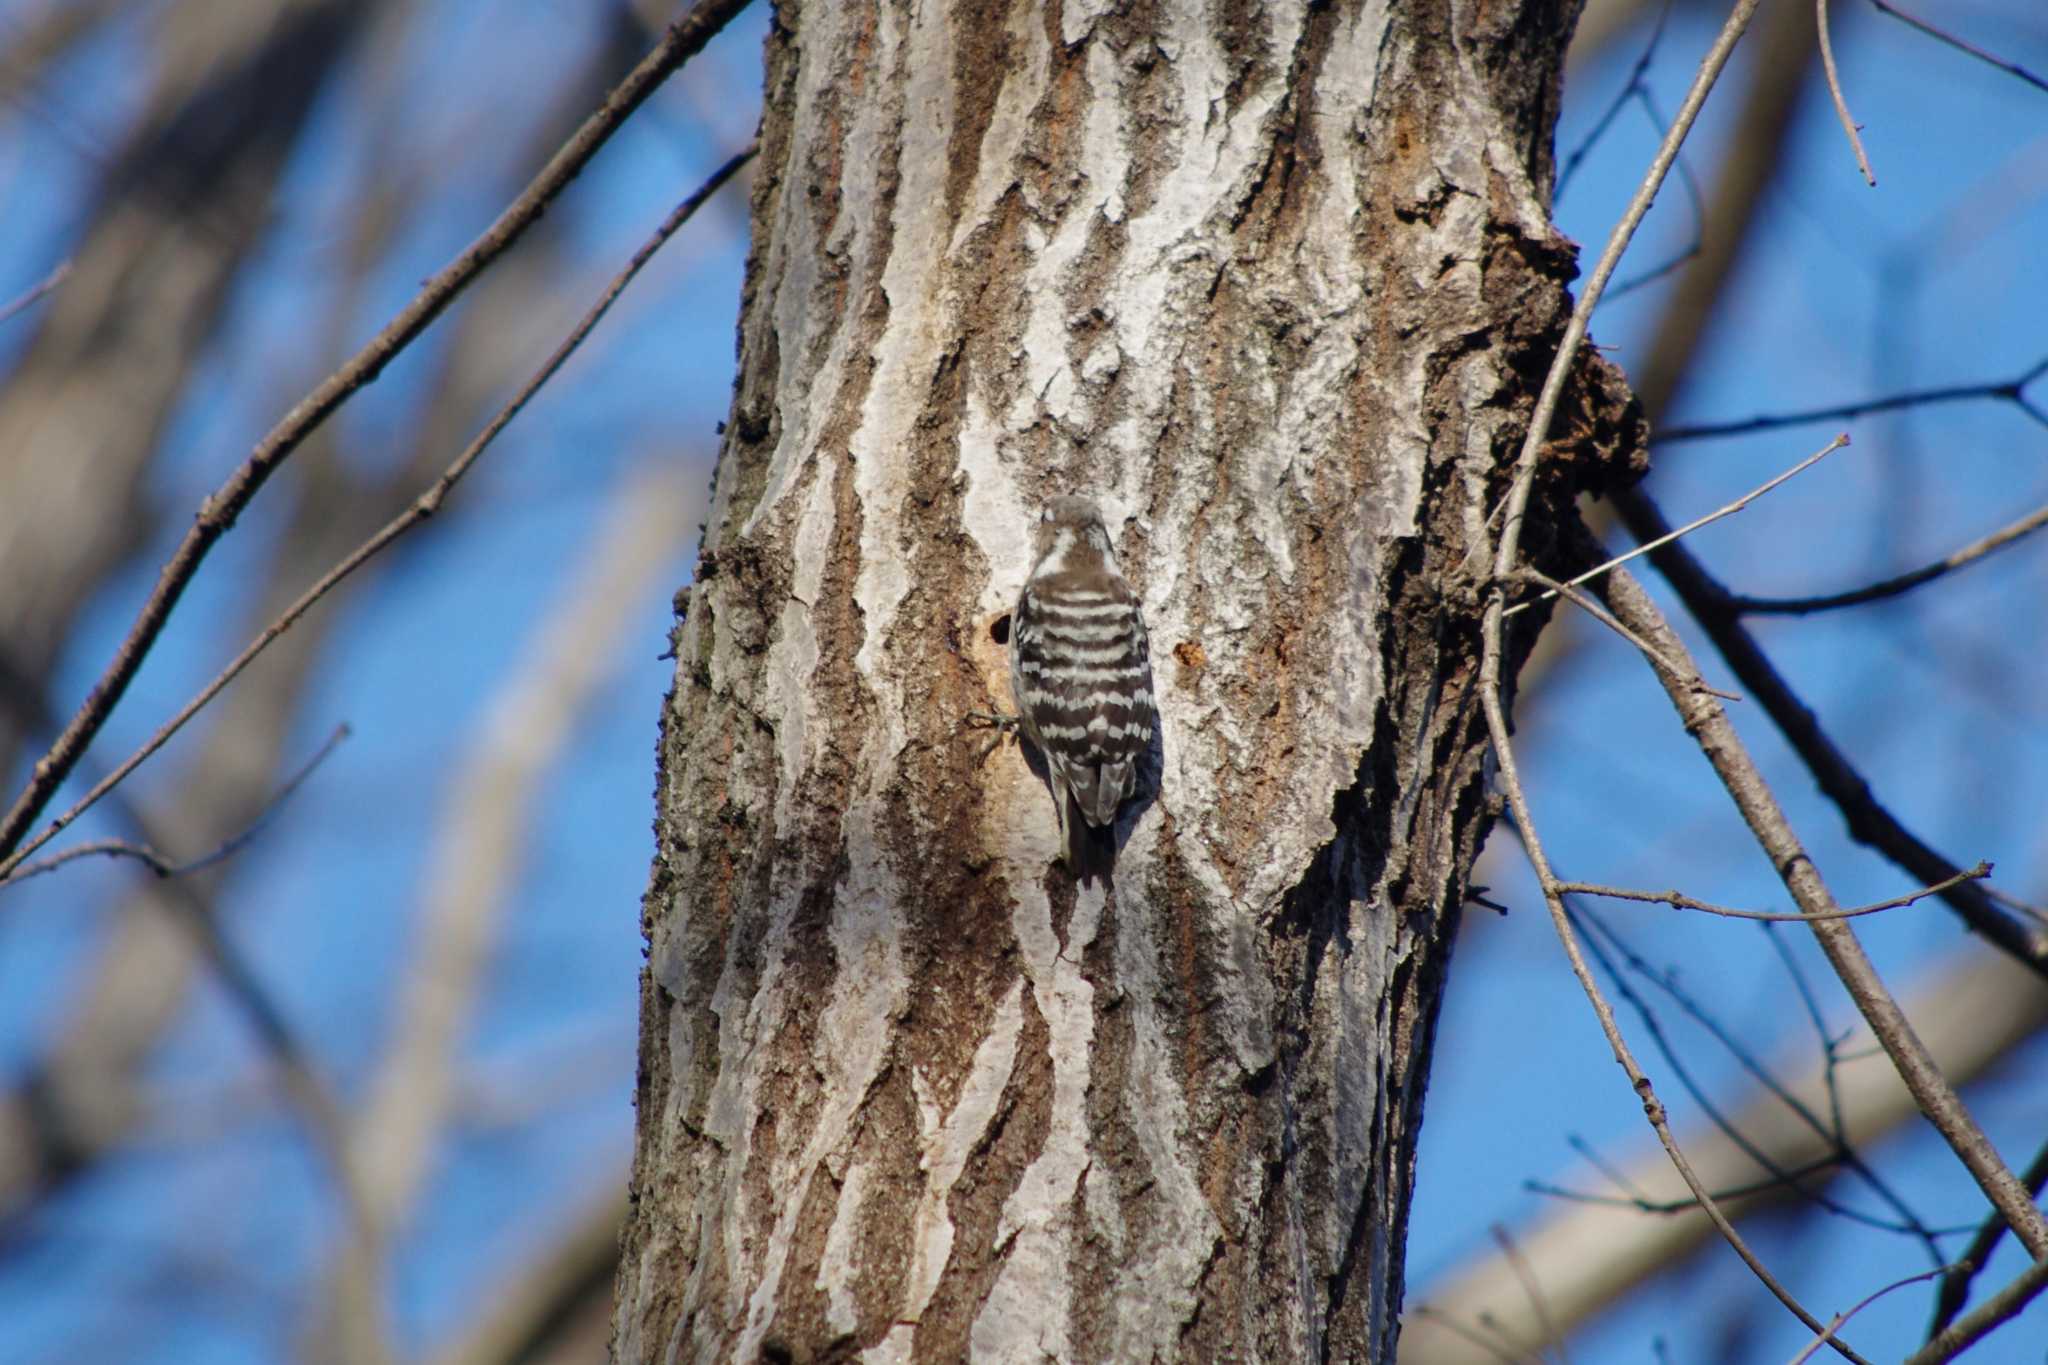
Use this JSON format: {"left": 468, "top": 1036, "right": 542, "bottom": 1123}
{"left": 1102, "top": 876, "right": 1225, "bottom": 1353}
{"left": 952, "top": 6, "right": 1050, "bottom": 253}
{"left": 1061, "top": 0, "right": 1119, "bottom": 47}
{"left": 764, "top": 464, "right": 838, "bottom": 834}
{"left": 970, "top": 878, "right": 1105, "bottom": 1360}
{"left": 820, "top": 1158, "right": 872, "bottom": 1335}
{"left": 958, "top": 390, "right": 1033, "bottom": 622}
{"left": 1009, "top": 38, "right": 1127, "bottom": 440}
{"left": 659, "top": 3, "right": 930, "bottom": 1352}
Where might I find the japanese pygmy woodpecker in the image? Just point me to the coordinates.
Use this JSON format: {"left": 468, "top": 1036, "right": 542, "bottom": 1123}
{"left": 1008, "top": 495, "right": 1153, "bottom": 875}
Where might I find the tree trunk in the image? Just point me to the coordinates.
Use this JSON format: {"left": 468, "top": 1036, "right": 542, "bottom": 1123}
{"left": 615, "top": 1, "right": 1634, "bottom": 1359}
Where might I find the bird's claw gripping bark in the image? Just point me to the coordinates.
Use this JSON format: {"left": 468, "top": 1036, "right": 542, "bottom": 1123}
{"left": 963, "top": 710, "right": 1019, "bottom": 764}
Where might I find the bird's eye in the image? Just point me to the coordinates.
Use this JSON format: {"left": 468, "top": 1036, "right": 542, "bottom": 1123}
{"left": 1041, "top": 508, "right": 1053, "bottom": 523}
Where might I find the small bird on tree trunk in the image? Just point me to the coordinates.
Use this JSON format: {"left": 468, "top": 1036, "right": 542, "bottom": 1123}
{"left": 1005, "top": 494, "right": 1154, "bottom": 880}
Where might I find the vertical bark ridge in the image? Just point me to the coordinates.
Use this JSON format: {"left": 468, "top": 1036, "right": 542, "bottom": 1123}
{"left": 620, "top": 0, "right": 1609, "bottom": 1359}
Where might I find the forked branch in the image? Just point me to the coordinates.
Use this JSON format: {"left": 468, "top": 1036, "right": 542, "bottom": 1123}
{"left": 1598, "top": 566, "right": 2048, "bottom": 1259}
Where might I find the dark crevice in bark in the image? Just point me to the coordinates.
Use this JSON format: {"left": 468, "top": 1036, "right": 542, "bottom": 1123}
{"left": 1324, "top": 1005, "right": 1392, "bottom": 1361}
{"left": 944, "top": 0, "right": 1013, "bottom": 228}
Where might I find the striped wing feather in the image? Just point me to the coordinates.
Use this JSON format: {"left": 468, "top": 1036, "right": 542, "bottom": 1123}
{"left": 1010, "top": 570, "right": 1152, "bottom": 831}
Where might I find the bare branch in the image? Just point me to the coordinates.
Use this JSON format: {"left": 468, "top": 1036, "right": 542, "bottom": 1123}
{"left": 1406, "top": 1305, "right": 1542, "bottom": 1365}
{"left": 1555, "top": 4, "right": 1714, "bottom": 304}
{"left": 1556, "top": 862, "right": 1990, "bottom": 923}
{"left": 1557, "top": 0, "right": 1677, "bottom": 199}
{"left": 1730, "top": 500, "right": 2048, "bottom": 615}
{"left": 1528, "top": 1157, "right": 1848, "bottom": 1216}
{"left": 1475, "top": 0, "right": 1861, "bottom": 1349}
{"left": 1563, "top": 897, "right": 1946, "bottom": 1252}
{"left": 1491, "top": 1224, "right": 1573, "bottom": 1365}
{"left": 1903, "top": 1254, "right": 2048, "bottom": 1365}
{"left": 0, "top": 141, "right": 758, "bottom": 882}
{"left": 1870, "top": 1, "right": 2048, "bottom": 95}
{"left": 1655, "top": 357, "right": 2048, "bottom": 441}
{"left": 0, "top": 259, "right": 69, "bottom": 326}
{"left": 1927, "top": 1136, "right": 2048, "bottom": 1337}
{"left": 1478, "top": 679, "right": 1863, "bottom": 1358}
{"left": 1628, "top": 0, "right": 1819, "bottom": 426}
{"left": 1815, "top": 0, "right": 1876, "bottom": 186}
{"left": 0, "top": 725, "right": 350, "bottom": 887}
{"left": 1601, "top": 87, "right": 1708, "bottom": 302}
{"left": 1490, "top": 0, "right": 1764, "bottom": 595}
{"left": 1787, "top": 1266, "right": 1951, "bottom": 1365}
{"left": 1611, "top": 485, "right": 2048, "bottom": 971}
{"left": 0, "top": 0, "right": 757, "bottom": 863}
{"left": 1599, "top": 565, "right": 2048, "bottom": 1259}
{"left": 1506, "top": 435, "right": 1847, "bottom": 618}
{"left": 1404, "top": 948, "right": 2048, "bottom": 1361}
{"left": 1515, "top": 568, "right": 1740, "bottom": 699}
{"left": 142, "top": 870, "right": 387, "bottom": 1360}
{"left": 317, "top": 460, "right": 701, "bottom": 1360}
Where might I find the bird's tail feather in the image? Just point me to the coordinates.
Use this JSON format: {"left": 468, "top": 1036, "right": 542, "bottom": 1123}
{"left": 1060, "top": 789, "right": 1116, "bottom": 884}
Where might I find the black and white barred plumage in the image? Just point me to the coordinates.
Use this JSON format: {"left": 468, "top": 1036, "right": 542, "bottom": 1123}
{"left": 1010, "top": 495, "right": 1153, "bottom": 876}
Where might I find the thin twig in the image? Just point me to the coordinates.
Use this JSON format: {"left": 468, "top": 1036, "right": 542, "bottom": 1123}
{"left": 0, "top": 0, "right": 757, "bottom": 864}
{"left": 1787, "top": 1266, "right": 1952, "bottom": 1365}
{"left": 1655, "top": 357, "right": 2048, "bottom": 441}
{"left": 1870, "top": 1, "right": 2048, "bottom": 95}
{"left": 1515, "top": 568, "right": 1741, "bottom": 700}
{"left": 1599, "top": 565, "right": 2048, "bottom": 1260}
{"left": 149, "top": 866, "right": 384, "bottom": 1355}
{"left": 1629, "top": 0, "right": 1818, "bottom": 427}
{"left": 1761, "top": 925, "right": 1848, "bottom": 1139}
{"left": 1413, "top": 950, "right": 2048, "bottom": 1354}
{"left": 0, "top": 143, "right": 758, "bottom": 881}
{"left": 1568, "top": 900, "right": 1949, "bottom": 1254}
{"left": 1492, "top": 1224, "right": 1572, "bottom": 1365}
{"left": 1562, "top": 900, "right": 1833, "bottom": 1223}
{"left": 1730, "top": 501, "right": 2048, "bottom": 615}
{"left": 1815, "top": 0, "right": 1876, "bottom": 186}
{"left": 1491, "top": 0, "right": 1765, "bottom": 595}
{"left": 1405, "top": 1306, "right": 1539, "bottom": 1365}
{"left": 323, "top": 462, "right": 698, "bottom": 1357}
{"left": 0, "top": 725, "right": 350, "bottom": 886}
{"left": 1480, "top": 683, "right": 1863, "bottom": 1359}
{"left": 1505, "top": 435, "right": 1847, "bottom": 617}
{"left": 1903, "top": 1254, "right": 2048, "bottom": 1365}
{"left": 1557, "top": 0, "right": 1674, "bottom": 200}
{"left": 1603, "top": 81, "right": 1712, "bottom": 302}
{"left": 1556, "top": 862, "right": 1989, "bottom": 923}
{"left": 1611, "top": 486, "right": 2048, "bottom": 970}
{"left": 1927, "top": 1136, "right": 2048, "bottom": 1337}
{"left": 0, "top": 258, "right": 70, "bottom": 326}
{"left": 1552, "top": 8, "right": 1709, "bottom": 301}
{"left": 1528, "top": 1158, "right": 1843, "bottom": 1217}
{"left": 1568, "top": 1133, "right": 1656, "bottom": 1206}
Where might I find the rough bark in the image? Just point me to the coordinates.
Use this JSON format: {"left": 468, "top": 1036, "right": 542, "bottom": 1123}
{"left": 616, "top": 1, "right": 1637, "bottom": 1360}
